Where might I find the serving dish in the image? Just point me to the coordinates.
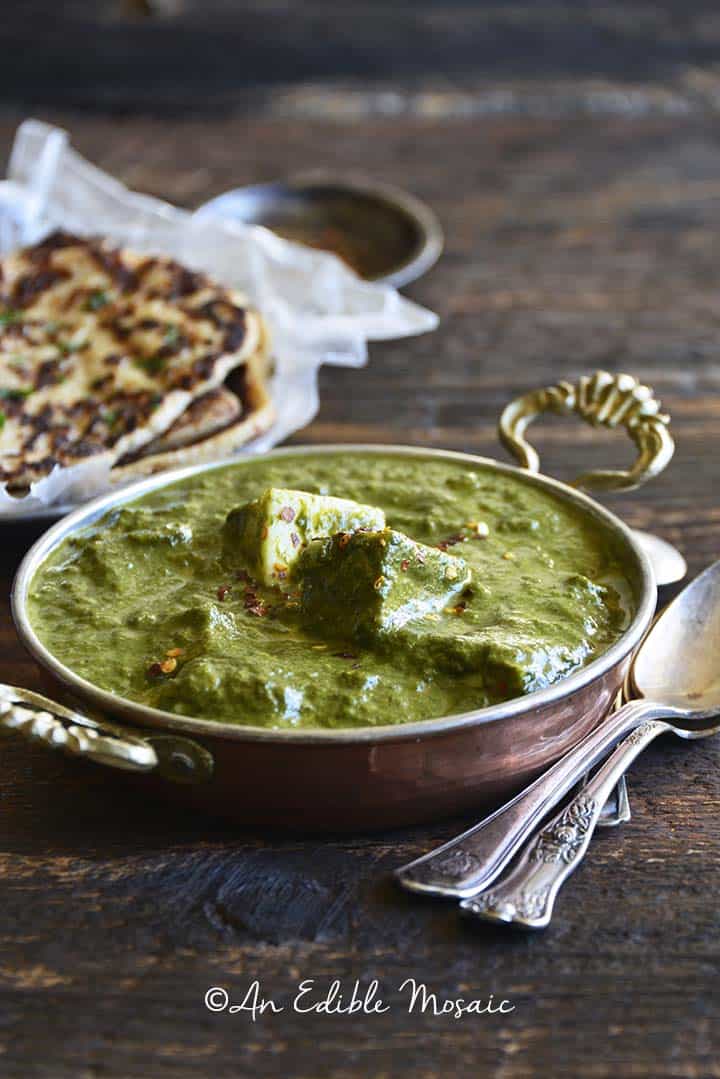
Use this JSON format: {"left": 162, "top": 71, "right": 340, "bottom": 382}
{"left": 5, "top": 372, "right": 672, "bottom": 831}
{"left": 196, "top": 174, "right": 444, "bottom": 288}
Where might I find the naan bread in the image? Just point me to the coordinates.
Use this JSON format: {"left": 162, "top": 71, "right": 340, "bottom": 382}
{"left": 0, "top": 230, "right": 268, "bottom": 490}
{"left": 137, "top": 386, "right": 243, "bottom": 456}
{"left": 112, "top": 353, "right": 275, "bottom": 479}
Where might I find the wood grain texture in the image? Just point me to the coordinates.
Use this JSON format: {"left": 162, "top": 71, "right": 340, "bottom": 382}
{"left": 7, "top": 1, "right": 720, "bottom": 113}
{"left": 0, "top": 97, "right": 719, "bottom": 1078}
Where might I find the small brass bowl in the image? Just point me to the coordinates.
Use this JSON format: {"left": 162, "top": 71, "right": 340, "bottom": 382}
{"left": 195, "top": 174, "right": 443, "bottom": 287}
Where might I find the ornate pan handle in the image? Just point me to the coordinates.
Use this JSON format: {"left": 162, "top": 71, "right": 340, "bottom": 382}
{"left": 498, "top": 371, "right": 674, "bottom": 492}
{"left": 0, "top": 684, "right": 214, "bottom": 784}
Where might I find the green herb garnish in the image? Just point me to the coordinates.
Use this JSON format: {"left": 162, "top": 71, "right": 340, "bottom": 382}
{"left": 0, "top": 309, "right": 22, "bottom": 328}
{"left": 163, "top": 323, "right": 180, "bottom": 348}
{"left": 136, "top": 355, "right": 166, "bottom": 375}
{"left": 0, "top": 386, "right": 33, "bottom": 401}
{"left": 102, "top": 409, "right": 119, "bottom": 426}
{"left": 85, "top": 291, "right": 109, "bottom": 312}
{"left": 0, "top": 411, "right": 5, "bottom": 431}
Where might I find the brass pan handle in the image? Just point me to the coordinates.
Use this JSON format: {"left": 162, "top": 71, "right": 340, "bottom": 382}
{"left": 498, "top": 371, "right": 674, "bottom": 492}
{"left": 0, "top": 684, "right": 213, "bottom": 784}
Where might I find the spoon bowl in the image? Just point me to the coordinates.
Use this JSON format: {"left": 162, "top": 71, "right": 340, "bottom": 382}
{"left": 631, "top": 558, "right": 720, "bottom": 713}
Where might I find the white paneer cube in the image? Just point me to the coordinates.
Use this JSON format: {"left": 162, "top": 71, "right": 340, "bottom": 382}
{"left": 224, "top": 487, "right": 386, "bottom": 586}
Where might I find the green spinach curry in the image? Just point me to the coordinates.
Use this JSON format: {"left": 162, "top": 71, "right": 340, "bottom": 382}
{"left": 28, "top": 452, "right": 634, "bottom": 729}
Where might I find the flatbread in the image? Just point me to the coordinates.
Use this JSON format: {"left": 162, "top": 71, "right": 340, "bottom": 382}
{"left": 137, "top": 386, "right": 243, "bottom": 456}
{"left": 0, "top": 230, "right": 267, "bottom": 490}
{"left": 112, "top": 352, "right": 275, "bottom": 480}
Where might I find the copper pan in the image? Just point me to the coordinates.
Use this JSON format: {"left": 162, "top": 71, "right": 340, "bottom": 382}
{"left": 6, "top": 372, "right": 672, "bottom": 831}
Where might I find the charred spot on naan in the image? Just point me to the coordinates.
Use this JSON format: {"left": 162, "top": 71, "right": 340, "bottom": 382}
{"left": 0, "top": 230, "right": 268, "bottom": 491}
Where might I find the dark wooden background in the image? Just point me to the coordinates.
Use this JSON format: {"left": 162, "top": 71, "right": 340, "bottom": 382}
{"left": 1, "top": 4, "right": 719, "bottom": 1077}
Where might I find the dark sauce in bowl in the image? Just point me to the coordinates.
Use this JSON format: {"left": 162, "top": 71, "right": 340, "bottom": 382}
{"left": 196, "top": 178, "right": 443, "bottom": 286}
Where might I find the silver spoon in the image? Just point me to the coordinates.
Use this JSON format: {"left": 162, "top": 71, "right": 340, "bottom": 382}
{"left": 460, "top": 558, "right": 720, "bottom": 928}
{"left": 396, "top": 560, "right": 720, "bottom": 900}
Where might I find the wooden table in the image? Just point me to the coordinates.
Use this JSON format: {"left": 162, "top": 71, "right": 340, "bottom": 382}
{"left": 1, "top": 88, "right": 719, "bottom": 1077}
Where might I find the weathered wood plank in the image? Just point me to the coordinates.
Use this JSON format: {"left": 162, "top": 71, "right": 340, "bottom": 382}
{"left": 5, "top": 2, "right": 720, "bottom": 113}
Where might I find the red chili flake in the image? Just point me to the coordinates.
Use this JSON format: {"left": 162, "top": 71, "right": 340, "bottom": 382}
{"left": 147, "top": 662, "right": 164, "bottom": 678}
{"left": 437, "top": 532, "right": 467, "bottom": 552}
{"left": 400, "top": 559, "right": 410, "bottom": 572}
{"left": 452, "top": 602, "right": 467, "bottom": 615}
{"left": 244, "top": 588, "right": 270, "bottom": 615}
{"left": 279, "top": 505, "right": 295, "bottom": 522}
{"left": 337, "top": 532, "right": 352, "bottom": 550}
{"left": 160, "top": 656, "right": 178, "bottom": 674}
{"left": 260, "top": 525, "right": 269, "bottom": 540}
{"left": 217, "top": 584, "right": 231, "bottom": 601}
{"left": 290, "top": 531, "right": 300, "bottom": 548}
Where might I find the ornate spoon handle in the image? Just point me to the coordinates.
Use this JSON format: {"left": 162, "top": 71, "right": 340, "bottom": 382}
{"left": 395, "top": 699, "right": 681, "bottom": 899}
{"left": 460, "top": 719, "right": 668, "bottom": 929}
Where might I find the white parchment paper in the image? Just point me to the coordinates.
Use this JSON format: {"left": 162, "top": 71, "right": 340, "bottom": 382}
{"left": 0, "top": 120, "right": 438, "bottom": 516}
